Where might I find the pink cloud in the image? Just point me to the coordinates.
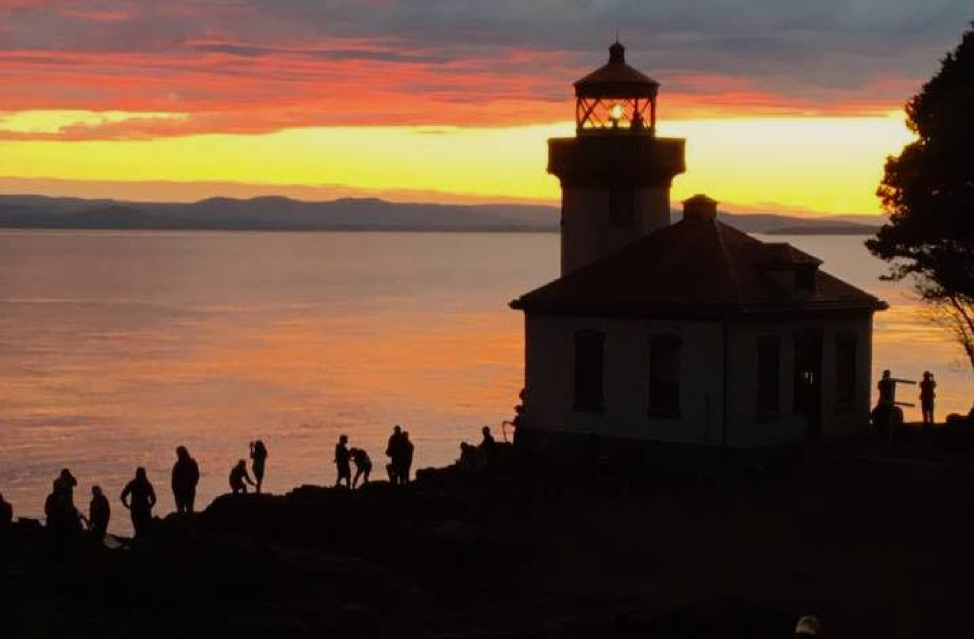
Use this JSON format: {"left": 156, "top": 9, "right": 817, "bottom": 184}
{"left": 0, "top": 2, "right": 944, "bottom": 139}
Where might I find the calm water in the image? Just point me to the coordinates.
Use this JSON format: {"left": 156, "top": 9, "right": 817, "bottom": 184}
{"left": 1, "top": 230, "right": 970, "bottom": 531}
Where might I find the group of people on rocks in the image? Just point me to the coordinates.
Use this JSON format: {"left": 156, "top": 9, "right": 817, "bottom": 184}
{"left": 383, "top": 425, "right": 414, "bottom": 486}
{"left": 1, "top": 426, "right": 435, "bottom": 539}
{"left": 227, "top": 439, "right": 270, "bottom": 495}
{"left": 332, "top": 425, "right": 414, "bottom": 488}
{"left": 10, "top": 440, "right": 267, "bottom": 541}
{"left": 459, "top": 426, "right": 499, "bottom": 469}
{"left": 334, "top": 435, "right": 374, "bottom": 488}
{"left": 36, "top": 468, "right": 113, "bottom": 541}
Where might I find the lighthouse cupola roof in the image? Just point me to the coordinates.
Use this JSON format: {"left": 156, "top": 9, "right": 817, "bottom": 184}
{"left": 573, "top": 41, "right": 660, "bottom": 134}
{"left": 574, "top": 41, "right": 660, "bottom": 99}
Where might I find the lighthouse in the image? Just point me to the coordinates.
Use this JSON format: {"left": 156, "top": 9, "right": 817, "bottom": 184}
{"left": 548, "top": 41, "right": 685, "bottom": 274}
{"left": 511, "top": 43, "right": 887, "bottom": 467}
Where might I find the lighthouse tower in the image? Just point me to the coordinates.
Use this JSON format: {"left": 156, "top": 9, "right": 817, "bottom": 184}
{"left": 549, "top": 41, "right": 685, "bottom": 274}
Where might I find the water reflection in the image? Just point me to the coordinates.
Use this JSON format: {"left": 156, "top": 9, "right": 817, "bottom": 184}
{"left": 0, "top": 230, "right": 969, "bottom": 530}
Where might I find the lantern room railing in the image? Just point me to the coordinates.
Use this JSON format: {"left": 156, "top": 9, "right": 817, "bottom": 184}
{"left": 576, "top": 95, "right": 656, "bottom": 134}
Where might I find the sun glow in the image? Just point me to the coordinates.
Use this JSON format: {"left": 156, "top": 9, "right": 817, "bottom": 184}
{"left": 0, "top": 111, "right": 913, "bottom": 215}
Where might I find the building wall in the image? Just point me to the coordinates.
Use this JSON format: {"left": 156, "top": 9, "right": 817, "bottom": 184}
{"left": 522, "top": 312, "right": 875, "bottom": 449}
{"left": 524, "top": 314, "right": 725, "bottom": 445}
{"left": 723, "top": 315, "right": 874, "bottom": 447}
{"left": 561, "top": 187, "right": 670, "bottom": 274}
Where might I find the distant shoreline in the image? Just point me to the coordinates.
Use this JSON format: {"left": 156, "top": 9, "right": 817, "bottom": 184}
{"left": 0, "top": 224, "right": 877, "bottom": 236}
{"left": 0, "top": 223, "right": 560, "bottom": 233}
{"left": 0, "top": 193, "right": 882, "bottom": 236}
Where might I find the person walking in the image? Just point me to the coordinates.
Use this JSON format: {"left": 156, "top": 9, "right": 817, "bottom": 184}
{"left": 120, "top": 467, "right": 157, "bottom": 538}
{"left": 920, "top": 371, "right": 937, "bottom": 426}
{"left": 335, "top": 435, "right": 352, "bottom": 489}
{"left": 250, "top": 440, "right": 268, "bottom": 494}
{"left": 171, "top": 445, "right": 200, "bottom": 515}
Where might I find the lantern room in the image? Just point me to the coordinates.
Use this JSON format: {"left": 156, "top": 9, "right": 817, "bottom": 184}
{"left": 574, "top": 41, "right": 659, "bottom": 133}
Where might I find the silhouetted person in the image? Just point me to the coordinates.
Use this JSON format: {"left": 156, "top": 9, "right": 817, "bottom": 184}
{"left": 350, "top": 447, "right": 372, "bottom": 488}
{"left": 401, "top": 431, "right": 414, "bottom": 484}
{"left": 44, "top": 480, "right": 63, "bottom": 530}
{"left": 54, "top": 468, "right": 78, "bottom": 513}
{"left": 229, "top": 459, "right": 255, "bottom": 495}
{"left": 386, "top": 425, "right": 405, "bottom": 484}
{"left": 480, "top": 425, "right": 496, "bottom": 449}
{"left": 46, "top": 471, "right": 81, "bottom": 539}
{"left": 480, "top": 425, "right": 497, "bottom": 467}
{"left": 0, "top": 491, "right": 12, "bottom": 528}
{"left": 171, "top": 445, "right": 200, "bottom": 515}
{"left": 920, "top": 371, "right": 936, "bottom": 426}
{"left": 121, "top": 467, "right": 156, "bottom": 538}
{"left": 335, "top": 435, "right": 352, "bottom": 488}
{"left": 873, "top": 369, "right": 897, "bottom": 439}
{"left": 88, "top": 485, "right": 110, "bottom": 541}
{"left": 250, "top": 439, "right": 268, "bottom": 494}
{"left": 878, "top": 369, "right": 895, "bottom": 406}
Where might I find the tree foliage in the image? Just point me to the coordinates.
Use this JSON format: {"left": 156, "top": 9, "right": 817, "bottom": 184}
{"left": 867, "top": 25, "right": 974, "bottom": 370}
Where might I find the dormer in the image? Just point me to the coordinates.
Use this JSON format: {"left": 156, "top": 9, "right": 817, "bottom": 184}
{"left": 752, "top": 244, "right": 822, "bottom": 294}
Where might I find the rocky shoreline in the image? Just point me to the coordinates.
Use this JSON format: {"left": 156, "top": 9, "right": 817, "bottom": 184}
{"left": 3, "top": 434, "right": 974, "bottom": 638}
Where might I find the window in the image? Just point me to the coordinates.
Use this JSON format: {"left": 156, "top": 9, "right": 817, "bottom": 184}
{"left": 574, "top": 330, "right": 605, "bottom": 412}
{"left": 609, "top": 188, "right": 635, "bottom": 227}
{"left": 649, "top": 334, "right": 681, "bottom": 418}
{"left": 835, "top": 334, "right": 857, "bottom": 413}
{"left": 796, "top": 268, "right": 816, "bottom": 292}
{"left": 755, "top": 336, "right": 781, "bottom": 420}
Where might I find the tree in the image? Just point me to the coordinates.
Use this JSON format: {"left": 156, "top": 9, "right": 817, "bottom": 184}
{"left": 867, "top": 24, "right": 974, "bottom": 370}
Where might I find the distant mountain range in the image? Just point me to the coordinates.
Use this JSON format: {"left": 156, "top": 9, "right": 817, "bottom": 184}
{"left": 0, "top": 194, "right": 883, "bottom": 235}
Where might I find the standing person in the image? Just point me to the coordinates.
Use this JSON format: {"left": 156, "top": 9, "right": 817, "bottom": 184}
{"left": 385, "top": 425, "right": 404, "bottom": 484}
{"left": 874, "top": 369, "right": 897, "bottom": 439}
{"left": 479, "top": 426, "right": 497, "bottom": 466}
{"left": 350, "top": 448, "right": 372, "bottom": 488}
{"left": 44, "top": 480, "right": 65, "bottom": 533}
{"left": 229, "top": 460, "right": 255, "bottom": 495}
{"left": 54, "top": 468, "right": 78, "bottom": 514}
{"left": 400, "top": 431, "right": 414, "bottom": 485}
{"left": 46, "top": 471, "right": 81, "bottom": 537}
{"left": 171, "top": 445, "right": 200, "bottom": 515}
{"left": 335, "top": 435, "right": 352, "bottom": 489}
{"left": 0, "top": 491, "right": 12, "bottom": 527}
{"left": 120, "top": 467, "right": 157, "bottom": 538}
{"left": 88, "top": 485, "right": 110, "bottom": 541}
{"left": 250, "top": 440, "right": 268, "bottom": 494}
{"left": 878, "top": 370, "right": 895, "bottom": 407}
{"left": 920, "top": 371, "right": 937, "bottom": 426}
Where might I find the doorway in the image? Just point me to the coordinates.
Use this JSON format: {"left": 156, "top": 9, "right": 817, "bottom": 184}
{"left": 793, "top": 331, "right": 823, "bottom": 438}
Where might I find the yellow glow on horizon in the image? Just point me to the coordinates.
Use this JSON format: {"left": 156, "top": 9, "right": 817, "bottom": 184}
{"left": 0, "top": 111, "right": 914, "bottom": 215}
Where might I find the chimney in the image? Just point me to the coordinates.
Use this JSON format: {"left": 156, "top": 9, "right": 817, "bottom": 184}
{"left": 683, "top": 194, "right": 718, "bottom": 223}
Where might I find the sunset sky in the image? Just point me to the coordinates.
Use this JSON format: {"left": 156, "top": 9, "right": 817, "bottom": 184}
{"left": 0, "top": 1, "right": 968, "bottom": 214}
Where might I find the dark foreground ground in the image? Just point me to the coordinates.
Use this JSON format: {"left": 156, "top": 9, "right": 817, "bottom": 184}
{"left": 3, "top": 429, "right": 973, "bottom": 638}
